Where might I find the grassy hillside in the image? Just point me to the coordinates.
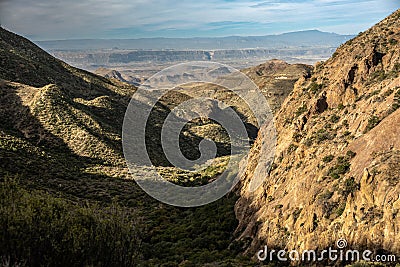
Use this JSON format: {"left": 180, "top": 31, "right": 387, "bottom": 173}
{"left": 0, "top": 26, "right": 253, "bottom": 266}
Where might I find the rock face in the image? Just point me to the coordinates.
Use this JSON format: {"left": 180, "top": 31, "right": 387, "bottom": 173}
{"left": 242, "top": 59, "right": 312, "bottom": 113}
{"left": 235, "top": 9, "right": 400, "bottom": 257}
{"left": 178, "top": 59, "right": 312, "bottom": 116}
{"left": 94, "top": 67, "right": 142, "bottom": 86}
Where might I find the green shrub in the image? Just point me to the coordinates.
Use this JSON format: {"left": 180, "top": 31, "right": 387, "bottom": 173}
{"left": 314, "top": 129, "right": 334, "bottom": 143}
{"left": 389, "top": 38, "right": 398, "bottom": 45}
{"left": 293, "top": 132, "right": 303, "bottom": 142}
{"left": 330, "top": 114, "right": 340, "bottom": 123}
{"left": 287, "top": 144, "right": 298, "bottom": 154}
{"left": 391, "top": 88, "right": 400, "bottom": 112}
{"left": 319, "top": 190, "right": 334, "bottom": 200}
{"left": 346, "top": 150, "right": 357, "bottom": 159}
{"left": 0, "top": 177, "right": 141, "bottom": 267}
{"left": 322, "top": 155, "right": 334, "bottom": 163}
{"left": 366, "top": 90, "right": 380, "bottom": 99}
{"left": 383, "top": 88, "right": 394, "bottom": 97}
{"left": 295, "top": 104, "right": 308, "bottom": 117}
{"left": 304, "top": 138, "right": 313, "bottom": 147}
{"left": 308, "top": 82, "right": 323, "bottom": 94}
{"left": 327, "top": 156, "right": 351, "bottom": 179}
{"left": 290, "top": 210, "right": 301, "bottom": 225}
{"left": 343, "top": 177, "right": 359, "bottom": 195}
{"left": 342, "top": 130, "right": 351, "bottom": 137}
{"left": 334, "top": 203, "right": 346, "bottom": 217}
{"left": 364, "top": 116, "right": 381, "bottom": 133}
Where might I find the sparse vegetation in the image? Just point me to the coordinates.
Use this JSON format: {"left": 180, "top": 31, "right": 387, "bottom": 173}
{"left": 343, "top": 177, "right": 359, "bottom": 195}
{"left": 295, "top": 104, "right": 308, "bottom": 117}
{"left": 304, "top": 137, "right": 314, "bottom": 147}
{"left": 368, "top": 69, "right": 387, "bottom": 83}
{"left": 368, "top": 64, "right": 400, "bottom": 85}
{"left": 327, "top": 156, "right": 351, "bottom": 179}
{"left": 322, "top": 155, "right": 334, "bottom": 163}
{"left": 0, "top": 26, "right": 249, "bottom": 267}
{"left": 319, "top": 190, "right": 334, "bottom": 200}
{"left": 292, "top": 208, "right": 302, "bottom": 222}
{"left": 342, "top": 130, "right": 351, "bottom": 137}
{"left": 287, "top": 144, "right": 298, "bottom": 154}
{"left": 2, "top": 11, "right": 400, "bottom": 265}
{"left": 308, "top": 82, "right": 324, "bottom": 94}
{"left": 383, "top": 88, "right": 394, "bottom": 97}
{"left": 346, "top": 150, "right": 357, "bottom": 159}
{"left": 366, "top": 90, "right": 380, "bottom": 99}
{"left": 314, "top": 128, "right": 334, "bottom": 143}
{"left": 364, "top": 115, "right": 381, "bottom": 133}
{"left": 391, "top": 87, "right": 400, "bottom": 112}
{"left": 293, "top": 132, "right": 303, "bottom": 142}
{"left": 330, "top": 114, "right": 340, "bottom": 123}
{"left": 334, "top": 203, "right": 346, "bottom": 217}
{"left": 389, "top": 38, "right": 398, "bottom": 45}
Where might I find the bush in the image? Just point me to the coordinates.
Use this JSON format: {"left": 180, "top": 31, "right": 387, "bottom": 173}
{"left": 314, "top": 129, "right": 334, "bottom": 143}
{"left": 293, "top": 132, "right": 303, "bottom": 142}
{"left": 364, "top": 116, "right": 381, "bottom": 133}
{"left": 389, "top": 38, "right": 398, "bottom": 45}
{"left": 287, "top": 144, "right": 298, "bottom": 154}
{"left": 391, "top": 88, "right": 400, "bottom": 112}
{"left": 304, "top": 138, "right": 313, "bottom": 147}
{"left": 346, "top": 150, "right": 356, "bottom": 159}
{"left": 330, "top": 114, "right": 340, "bottom": 123}
{"left": 322, "top": 155, "right": 334, "bottom": 163}
{"left": 334, "top": 203, "right": 346, "bottom": 217}
{"left": 295, "top": 104, "right": 308, "bottom": 117}
{"left": 327, "top": 156, "right": 351, "bottom": 179}
{"left": 0, "top": 177, "right": 141, "bottom": 267}
{"left": 342, "top": 130, "right": 351, "bottom": 137}
{"left": 319, "top": 190, "right": 334, "bottom": 200}
{"left": 369, "top": 70, "right": 386, "bottom": 83}
{"left": 308, "top": 82, "right": 323, "bottom": 94}
{"left": 343, "top": 177, "right": 359, "bottom": 195}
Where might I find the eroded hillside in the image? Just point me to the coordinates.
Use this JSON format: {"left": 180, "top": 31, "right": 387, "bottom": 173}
{"left": 235, "top": 9, "right": 400, "bottom": 259}
{"left": 0, "top": 27, "right": 242, "bottom": 266}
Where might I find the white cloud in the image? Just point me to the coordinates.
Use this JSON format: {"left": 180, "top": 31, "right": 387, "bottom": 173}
{"left": 0, "top": 0, "right": 397, "bottom": 39}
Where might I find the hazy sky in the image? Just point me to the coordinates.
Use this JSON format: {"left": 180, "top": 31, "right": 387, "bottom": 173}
{"left": 0, "top": 0, "right": 398, "bottom": 40}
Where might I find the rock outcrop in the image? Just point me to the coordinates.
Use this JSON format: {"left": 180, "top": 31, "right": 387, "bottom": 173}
{"left": 235, "top": 9, "right": 400, "bottom": 258}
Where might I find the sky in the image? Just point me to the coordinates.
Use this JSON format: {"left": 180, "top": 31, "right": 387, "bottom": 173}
{"left": 0, "top": 0, "right": 399, "bottom": 40}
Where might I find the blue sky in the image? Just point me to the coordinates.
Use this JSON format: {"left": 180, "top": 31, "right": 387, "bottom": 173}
{"left": 0, "top": 0, "right": 398, "bottom": 40}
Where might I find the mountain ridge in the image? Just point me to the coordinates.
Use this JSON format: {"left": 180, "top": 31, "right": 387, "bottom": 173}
{"left": 235, "top": 8, "right": 400, "bottom": 258}
{"left": 35, "top": 30, "right": 354, "bottom": 51}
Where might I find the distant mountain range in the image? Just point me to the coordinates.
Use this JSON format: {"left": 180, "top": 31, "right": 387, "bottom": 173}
{"left": 35, "top": 30, "right": 354, "bottom": 51}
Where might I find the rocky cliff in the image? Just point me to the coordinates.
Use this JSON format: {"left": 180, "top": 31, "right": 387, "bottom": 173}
{"left": 235, "top": 8, "right": 400, "bottom": 258}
